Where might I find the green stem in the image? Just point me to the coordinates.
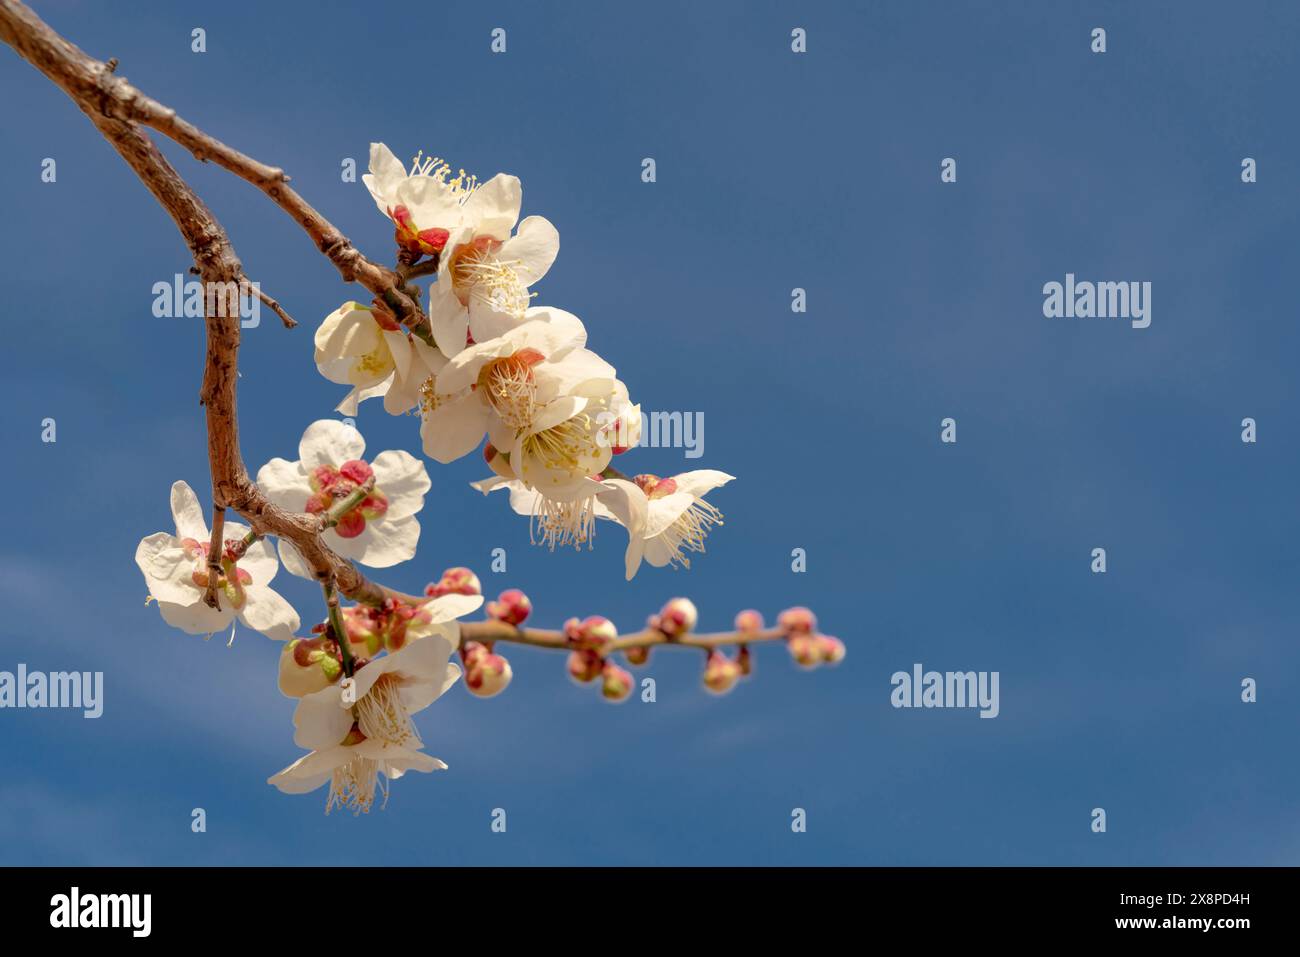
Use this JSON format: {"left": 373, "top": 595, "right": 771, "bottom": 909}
{"left": 324, "top": 580, "right": 355, "bottom": 678}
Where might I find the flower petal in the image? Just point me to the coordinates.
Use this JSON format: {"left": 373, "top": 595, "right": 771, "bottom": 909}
{"left": 237, "top": 585, "right": 300, "bottom": 642}
{"left": 370, "top": 449, "right": 431, "bottom": 520}
{"left": 169, "top": 481, "right": 208, "bottom": 540}
{"left": 299, "top": 419, "right": 365, "bottom": 469}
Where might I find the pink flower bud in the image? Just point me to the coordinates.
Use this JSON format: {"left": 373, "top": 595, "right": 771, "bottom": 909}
{"left": 341, "top": 606, "right": 383, "bottom": 657}
{"left": 624, "top": 645, "right": 651, "bottom": 667}
{"left": 817, "top": 635, "right": 846, "bottom": 665}
{"left": 426, "top": 566, "right": 482, "bottom": 597}
{"left": 734, "top": 609, "right": 764, "bottom": 633}
{"left": 565, "top": 615, "right": 617, "bottom": 651}
{"left": 703, "top": 650, "right": 742, "bottom": 695}
{"left": 465, "top": 653, "right": 513, "bottom": 698}
{"left": 778, "top": 606, "right": 817, "bottom": 635}
{"left": 657, "top": 598, "right": 698, "bottom": 638}
{"left": 486, "top": 588, "right": 532, "bottom": 626}
{"left": 461, "top": 640, "right": 491, "bottom": 668}
{"left": 601, "top": 662, "right": 634, "bottom": 702}
{"left": 567, "top": 649, "right": 603, "bottom": 684}
{"left": 787, "top": 633, "right": 821, "bottom": 669}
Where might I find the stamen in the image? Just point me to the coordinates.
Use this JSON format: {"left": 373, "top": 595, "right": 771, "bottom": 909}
{"left": 522, "top": 414, "right": 597, "bottom": 480}
{"left": 326, "top": 755, "right": 381, "bottom": 815}
{"left": 529, "top": 493, "right": 598, "bottom": 551}
{"left": 481, "top": 355, "right": 539, "bottom": 430}
{"left": 661, "top": 500, "right": 724, "bottom": 569}
{"left": 355, "top": 674, "right": 420, "bottom": 747}
{"left": 408, "top": 151, "right": 480, "bottom": 204}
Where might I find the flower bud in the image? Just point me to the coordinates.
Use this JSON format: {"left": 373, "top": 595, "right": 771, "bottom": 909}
{"left": 624, "top": 645, "right": 651, "bottom": 667}
{"left": 734, "top": 609, "right": 764, "bottom": 633}
{"left": 703, "top": 650, "right": 742, "bottom": 695}
{"left": 564, "top": 615, "right": 617, "bottom": 652}
{"left": 601, "top": 662, "right": 634, "bottom": 702}
{"left": 341, "top": 605, "right": 383, "bottom": 657}
{"left": 278, "top": 637, "right": 342, "bottom": 698}
{"left": 787, "top": 633, "right": 821, "bottom": 669}
{"left": 777, "top": 606, "right": 817, "bottom": 635}
{"left": 566, "top": 649, "right": 603, "bottom": 684}
{"left": 736, "top": 644, "right": 753, "bottom": 676}
{"left": 426, "top": 566, "right": 482, "bottom": 598}
{"left": 460, "top": 640, "right": 491, "bottom": 668}
{"left": 657, "top": 598, "right": 698, "bottom": 638}
{"left": 817, "top": 635, "right": 846, "bottom": 665}
{"left": 486, "top": 588, "right": 532, "bottom": 626}
{"left": 465, "top": 652, "right": 513, "bottom": 698}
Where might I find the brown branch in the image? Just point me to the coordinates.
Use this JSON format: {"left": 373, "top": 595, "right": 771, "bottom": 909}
{"left": 202, "top": 505, "right": 225, "bottom": 609}
{"left": 459, "top": 620, "right": 787, "bottom": 652}
{"left": 0, "top": 0, "right": 398, "bottom": 607}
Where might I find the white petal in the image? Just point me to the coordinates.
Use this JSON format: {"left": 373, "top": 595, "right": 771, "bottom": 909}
{"left": 460, "top": 173, "right": 522, "bottom": 239}
{"left": 277, "top": 540, "right": 315, "bottom": 580}
{"left": 326, "top": 515, "right": 420, "bottom": 568}
{"left": 134, "top": 533, "right": 194, "bottom": 604}
{"left": 237, "top": 586, "right": 300, "bottom": 641}
{"left": 292, "top": 688, "right": 352, "bottom": 751}
{"left": 671, "top": 470, "right": 736, "bottom": 499}
{"left": 268, "top": 746, "right": 347, "bottom": 794}
{"left": 169, "top": 481, "right": 208, "bottom": 540}
{"left": 500, "top": 216, "right": 559, "bottom": 287}
{"left": 299, "top": 419, "right": 365, "bottom": 469}
{"left": 156, "top": 598, "right": 232, "bottom": 636}
{"left": 235, "top": 536, "right": 279, "bottom": 587}
{"left": 420, "top": 393, "right": 490, "bottom": 464}
{"left": 256, "top": 457, "right": 310, "bottom": 511}
{"left": 370, "top": 449, "right": 431, "bottom": 520}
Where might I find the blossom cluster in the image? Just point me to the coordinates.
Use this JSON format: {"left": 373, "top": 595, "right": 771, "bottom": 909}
{"left": 130, "top": 145, "right": 840, "bottom": 815}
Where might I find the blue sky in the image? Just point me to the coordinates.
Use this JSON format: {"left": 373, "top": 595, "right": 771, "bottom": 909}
{"left": 1, "top": 0, "right": 1298, "bottom": 865}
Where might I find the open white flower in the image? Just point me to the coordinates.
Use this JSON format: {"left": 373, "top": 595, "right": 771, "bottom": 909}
{"left": 428, "top": 215, "right": 560, "bottom": 358}
{"left": 420, "top": 307, "right": 615, "bottom": 463}
{"left": 600, "top": 471, "right": 734, "bottom": 575}
{"left": 256, "top": 420, "right": 430, "bottom": 578}
{"left": 363, "top": 143, "right": 522, "bottom": 260}
{"left": 314, "top": 301, "right": 446, "bottom": 416}
{"left": 134, "top": 481, "right": 299, "bottom": 641}
{"left": 268, "top": 632, "right": 462, "bottom": 814}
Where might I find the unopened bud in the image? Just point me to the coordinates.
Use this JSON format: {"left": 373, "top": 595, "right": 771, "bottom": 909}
{"left": 601, "top": 662, "right": 633, "bottom": 702}
{"left": 426, "top": 566, "right": 482, "bottom": 597}
{"left": 817, "top": 635, "right": 846, "bottom": 665}
{"left": 461, "top": 640, "right": 491, "bottom": 668}
{"left": 486, "top": 588, "right": 532, "bottom": 626}
{"left": 564, "top": 615, "right": 617, "bottom": 652}
{"left": 777, "top": 606, "right": 817, "bottom": 635}
{"left": 465, "top": 652, "right": 513, "bottom": 698}
{"left": 278, "top": 637, "right": 341, "bottom": 698}
{"left": 736, "top": 644, "right": 753, "bottom": 676}
{"left": 624, "top": 645, "right": 650, "bottom": 667}
{"left": 787, "top": 633, "right": 821, "bottom": 669}
{"left": 734, "top": 609, "right": 764, "bottom": 632}
{"left": 703, "top": 650, "right": 742, "bottom": 695}
{"left": 566, "top": 649, "right": 603, "bottom": 684}
{"left": 657, "top": 597, "right": 698, "bottom": 638}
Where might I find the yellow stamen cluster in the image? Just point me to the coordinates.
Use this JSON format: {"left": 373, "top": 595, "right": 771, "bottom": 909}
{"left": 482, "top": 357, "right": 538, "bottom": 430}
{"left": 523, "top": 414, "right": 597, "bottom": 483}
{"left": 452, "top": 245, "right": 535, "bottom": 321}
{"left": 409, "top": 151, "right": 479, "bottom": 203}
